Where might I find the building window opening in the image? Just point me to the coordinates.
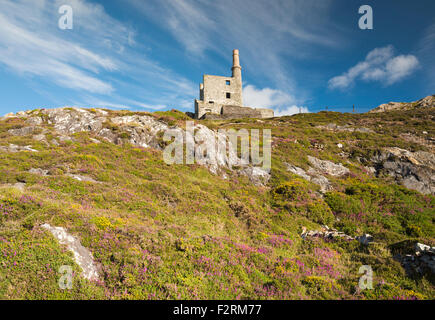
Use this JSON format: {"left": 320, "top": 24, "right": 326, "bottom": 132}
{"left": 226, "top": 80, "right": 230, "bottom": 85}
{"left": 226, "top": 92, "right": 231, "bottom": 99}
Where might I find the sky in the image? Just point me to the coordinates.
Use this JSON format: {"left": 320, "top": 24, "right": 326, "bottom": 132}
{"left": 0, "top": 0, "right": 434, "bottom": 116}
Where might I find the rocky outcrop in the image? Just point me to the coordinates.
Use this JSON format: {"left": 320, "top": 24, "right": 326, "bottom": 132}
{"left": 371, "top": 147, "right": 435, "bottom": 195}
{"left": 8, "top": 126, "right": 37, "bottom": 136}
{"left": 369, "top": 95, "right": 434, "bottom": 113}
{"left": 42, "top": 108, "right": 107, "bottom": 134}
{"left": 396, "top": 242, "right": 435, "bottom": 278}
{"left": 316, "top": 123, "right": 374, "bottom": 133}
{"left": 285, "top": 156, "right": 349, "bottom": 192}
{"left": 0, "top": 144, "right": 38, "bottom": 152}
{"left": 286, "top": 164, "right": 311, "bottom": 181}
{"left": 3, "top": 108, "right": 263, "bottom": 183}
{"left": 239, "top": 166, "right": 270, "bottom": 186}
{"left": 308, "top": 156, "right": 350, "bottom": 177}
{"left": 109, "top": 114, "right": 169, "bottom": 149}
{"left": 286, "top": 163, "right": 332, "bottom": 192}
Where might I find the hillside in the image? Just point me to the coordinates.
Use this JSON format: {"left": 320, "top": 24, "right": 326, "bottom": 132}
{"left": 0, "top": 105, "right": 434, "bottom": 300}
{"left": 369, "top": 94, "right": 434, "bottom": 113}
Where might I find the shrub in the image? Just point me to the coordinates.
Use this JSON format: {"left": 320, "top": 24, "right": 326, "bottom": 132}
{"left": 306, "top": 199, "right": 334, "bottom": 225}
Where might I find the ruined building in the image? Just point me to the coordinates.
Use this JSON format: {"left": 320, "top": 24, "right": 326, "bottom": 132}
{"left": 194, "top": 50, "right": 274, "bottom": 120}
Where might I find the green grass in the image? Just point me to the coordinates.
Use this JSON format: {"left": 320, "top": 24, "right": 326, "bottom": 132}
{"left": 0, "top": 107, "right": 433, "bottom": 299}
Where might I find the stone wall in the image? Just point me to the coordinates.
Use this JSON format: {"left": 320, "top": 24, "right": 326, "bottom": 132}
{"left": 199, "top": 105, "right": 275, "bottom": 120}
{"left": 202, "top": 75, "right": 243, "bottom": 107}
{"left": 202, "top": 105, "right": 271, "bottom": 120}
{"left": 195, "top": 99, "right": 222, "bottom": 119}
{"left": 257, "top": 108, "right": 274, "bottom": 118}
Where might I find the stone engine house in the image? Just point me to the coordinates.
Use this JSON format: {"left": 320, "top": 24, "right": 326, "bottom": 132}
{"left": 194, "top": 50, "right": 274, "bottom": 120}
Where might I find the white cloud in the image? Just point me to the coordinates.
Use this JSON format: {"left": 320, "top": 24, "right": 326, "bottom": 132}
{"left": 243, "top": 84, "right": 308, "bottom": 116}
{"left": 243, "top": 85, "right": 295, "bottom": 108}
{"left": 385, "top": 55, "right": 419, "bottom": 84}
{"left": 328, "top": 45, "right": 419, "bottom": 90}
{"left": 274, "top": 105, "right": 309, "bottom": 116}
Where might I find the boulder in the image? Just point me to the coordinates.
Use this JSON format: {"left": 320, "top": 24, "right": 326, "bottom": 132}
{"left": 41, "top": 223, "right": 99, "bottom": 281}
{"left": 8, "top": 126, "right": 36, "bottom": 136}
{"left": 356, "top": 234, "right": 374, "bottom": 245}
{"left": 29, "top": 168, "right": 49, "bottom": 176}
{"left": 308, "top": 156, "right": 350, "bottom": 177}
{"left": 415, "top": 242, "right": 431, "bottom": 253}
{"left": 239, "top": 166, "right": 270, "bottom": 186}
{"left": 285, "top": 162, "right": 332, "bottom": 192}
{"left": 0, "top": 144, "right": 38, "bottom": 152}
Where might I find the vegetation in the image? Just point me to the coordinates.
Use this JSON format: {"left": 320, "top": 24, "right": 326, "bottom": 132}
{"left": 0, "top": 107, "right": 433, "bottom": 299}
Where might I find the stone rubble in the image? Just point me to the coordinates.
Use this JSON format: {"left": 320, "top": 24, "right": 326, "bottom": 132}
{"left": 301, "top": 226, "right": 375, "bottom": 246}
{"left": 301, "top": 225, "right": 355, "bottom": 241}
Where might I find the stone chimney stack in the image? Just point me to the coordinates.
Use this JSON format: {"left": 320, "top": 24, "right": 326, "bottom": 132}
{"left": 199, "top": 83, "right": 204, "bottom": 100}
{"left": 232, "top": 49, "right": 242, "bottom": 82}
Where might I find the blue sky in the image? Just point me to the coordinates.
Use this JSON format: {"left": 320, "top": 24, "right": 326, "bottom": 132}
{"left": 0, "top": 0, "right": 434, "bottom": 116}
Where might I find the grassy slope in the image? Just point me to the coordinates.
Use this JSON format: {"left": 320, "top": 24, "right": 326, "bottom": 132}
{"left": 0, "top": 108, "right": 434, "bottom": 299}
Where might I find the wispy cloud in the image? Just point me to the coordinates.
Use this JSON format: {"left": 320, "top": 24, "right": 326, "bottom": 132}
{"left": 0, "top": 0, "right": 125, "bottom": 94}
{"left": 417, "top": 23, "right": 435, "bottom": 91}
{"left": 127, "top": 0, "right": 342, "bottom": 102}
{"left": 0, "top": 0, "right": 197, "bottom": 111}
{"left": 328, "top": 45, "right": 419, "bottom": 90}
